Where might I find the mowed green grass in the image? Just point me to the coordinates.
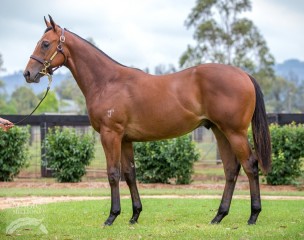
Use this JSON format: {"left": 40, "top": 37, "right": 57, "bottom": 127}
{"left": 0, "top": 199, "right": 303, "bottom": 240}
{"left": 1, "top": 185, "right": 304, "bottom": 197}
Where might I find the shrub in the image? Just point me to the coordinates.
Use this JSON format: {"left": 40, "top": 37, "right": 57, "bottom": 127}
{"left": 249, "top": 123, "right": 304, "bottom": 185}
{"left": 134, "top": 135, "right": 200, "bottom": 184}
{"left": 266, "top": 123, "right": 304, "bottom": 185}
{"left": 0, "top": 126, "right": 30, "bottom": 181}
{"left": 44, "top": 127, "right": 95, "bottom": 182}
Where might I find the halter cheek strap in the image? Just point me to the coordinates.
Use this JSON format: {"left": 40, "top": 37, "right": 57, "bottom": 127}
{"left": 30, "top": 28, "right": 67, "bottom": 77}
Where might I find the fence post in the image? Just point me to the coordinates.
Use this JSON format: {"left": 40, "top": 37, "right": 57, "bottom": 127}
{"left": 40, "top": 121, "right": 55, "bottom": 177}
{"left": 40, "top": 121, "right": 47, "bottom": 177}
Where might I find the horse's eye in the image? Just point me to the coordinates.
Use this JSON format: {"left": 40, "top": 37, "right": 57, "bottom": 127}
{"left": 42, "top": 41, "right": 50, "bottom": 49}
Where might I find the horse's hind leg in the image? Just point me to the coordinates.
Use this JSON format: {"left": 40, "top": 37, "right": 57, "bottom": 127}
{"left": 121, "top": 141, "right": 142, "bottom": 224}
{"left": 226, "top": 132, "right": 261, "bottom": 225}
{"left": 211, "top": 126, "right": 241, "bottom": 224}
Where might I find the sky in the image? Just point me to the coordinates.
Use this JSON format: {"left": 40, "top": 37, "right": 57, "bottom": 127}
{"left": 0, "top": 0, "right": 303, "bottom": 75}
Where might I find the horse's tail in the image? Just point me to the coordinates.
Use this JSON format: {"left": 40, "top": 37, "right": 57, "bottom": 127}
{"left": 249, "top": 74, "right": 272, "bottom": 174}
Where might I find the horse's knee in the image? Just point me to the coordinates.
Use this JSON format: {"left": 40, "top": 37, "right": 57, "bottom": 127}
{"left": 107, "top": 167, "right": 120, "bottom": 185}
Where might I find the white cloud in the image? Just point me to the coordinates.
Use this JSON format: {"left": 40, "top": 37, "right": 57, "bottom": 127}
{"left": 0, "top": 0, "right": 303, "bottom": 74}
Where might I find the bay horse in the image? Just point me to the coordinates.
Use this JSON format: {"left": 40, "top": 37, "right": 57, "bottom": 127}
{"left": 23, "top": 16, "right": 271, "bottom": 226}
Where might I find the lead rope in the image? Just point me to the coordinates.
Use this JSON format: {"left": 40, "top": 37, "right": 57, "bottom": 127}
{"left": 9, "top": 75, "right": 53, "bottom": 126}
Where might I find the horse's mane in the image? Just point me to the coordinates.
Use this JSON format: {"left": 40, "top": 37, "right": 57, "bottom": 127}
{"left": 44, "top": 26, "right": 144, "bottom": 72}
{"left": 64, "top": 28, "right": 128, "bottom": 68}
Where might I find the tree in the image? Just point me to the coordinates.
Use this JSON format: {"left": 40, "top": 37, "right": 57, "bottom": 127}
{"left": 180, "top": 0, "right": 275, "bottom": 91}
{"left": 0, "top": 53, "right": 5, "bottom": 72}
{"left": 266, "top": 76, "right": 296, "bottom": 113}
{"left": 55, "top": 74, "right": 86, "bottom": 114}
{"left": 36, "top": 90, "right": 59, "bottom": 114}
{"left": 86, "top": 37, "right": 98, "bottom": 48}
{"left": 154, "top": 64, "right": 177, "bottom": 75}
{"left": 10, "top": 86, "right": 38, "bottom": 114}
{"left": 0, "top": 54, "right": 15, "bottom": 113}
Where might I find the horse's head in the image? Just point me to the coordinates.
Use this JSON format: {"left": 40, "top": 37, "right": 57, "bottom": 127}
{"left": 23, "top": 15, "right": 67, "bottom": 83}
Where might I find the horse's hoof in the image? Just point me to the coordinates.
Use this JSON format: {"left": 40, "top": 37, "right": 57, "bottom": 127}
{"left": 129, "top": 219, "right": 137, "bottom": 225}
{"left": 210, "top": 220, "right": 219, "bottom": 225}
{"left": 103, "top": 221, "right": 113, "bottom": 227}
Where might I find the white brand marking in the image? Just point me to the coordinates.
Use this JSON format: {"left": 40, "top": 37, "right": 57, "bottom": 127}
{"left": 107, "top": 109, "right": 115, "bottom": 117}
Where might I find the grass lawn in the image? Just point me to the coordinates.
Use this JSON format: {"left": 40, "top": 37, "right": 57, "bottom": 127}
{"left": 0, "top": 199, "right": 303, "bottom": 239}
{"left": 1, "top": 183, "right": 304, "bottom": 197}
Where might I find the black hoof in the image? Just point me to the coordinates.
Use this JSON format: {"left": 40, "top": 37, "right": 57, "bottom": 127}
{"left": 103, "top": 220, "right": 113, "bottom": 227}
{"left": 211, "top": 214, "right": 225, "bottom": 224}
{"left": 247, "top": 219, "right": 257, "bottom": 225}
{"left": 129, "top": 218, "right": 138, "bottom": 225}
{"left": 210, "top": 219, "right": 220, "bottom": 224}
{"left": 103, "top": 212, "right": 119, "bottom": 226}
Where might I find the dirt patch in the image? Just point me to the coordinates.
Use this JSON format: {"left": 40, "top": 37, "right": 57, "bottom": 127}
{"left": 0, "top": 181, "right": 300, "bottom": 192}
{"left": 1, "top": 195, "right": 304, "bottom": 210}
{"left": 0, "top": 181, "right": 303, "bottom": 210}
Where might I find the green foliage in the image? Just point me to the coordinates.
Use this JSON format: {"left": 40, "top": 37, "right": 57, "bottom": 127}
{"left": 36, "top": 90, "right": 59, "bottom": 113}
{"left": 267, "top": 123, "right": 304, "bottom": 185}
{"left": 180, "top": 0, "right": 275, "bottom": 90}
{"left": 11, "top": 86, "right": 38, "bottom": 114}
{"left": 0, "top": 79, "right": 17, "bottom": 114}
{"left": 0, "top": 126, "right": 30, "bottom": 181}
{"left": 134, "top": 135, "right": 200, "bottom": 184}
{"left": 266, "top": 76, "right": 298, "bottom": 113}
{"left": 249, "top": 123, "right": 304, "bottom": 185}
{"left": 55, "top": 74, "right": 86, "bottom": 114}
{"left": 44, "top": 127, "right": 95, "bottom": 182}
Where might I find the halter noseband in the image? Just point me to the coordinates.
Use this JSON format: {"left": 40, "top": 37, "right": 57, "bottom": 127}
{"left": 30, "top": 27, "right": 67, "bottom": 79}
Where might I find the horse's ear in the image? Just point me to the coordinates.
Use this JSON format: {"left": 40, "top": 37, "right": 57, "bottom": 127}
{"left": 44, "top": 16, "right": 51, "bottom": 28}
{"left": 48, "top": 14, "right": 57, "bottom": 31}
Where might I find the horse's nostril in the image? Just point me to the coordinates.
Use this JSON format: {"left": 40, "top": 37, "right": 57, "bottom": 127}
{"left": 23, "top": 70, "right": 30, "bottom": 78}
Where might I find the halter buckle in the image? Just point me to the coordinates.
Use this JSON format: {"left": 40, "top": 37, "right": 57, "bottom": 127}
{"left": 44, "top": 61, "right": 51, "bottom": 68}
{"left": 60, "top": 35, "right": 65, "bottom": 43}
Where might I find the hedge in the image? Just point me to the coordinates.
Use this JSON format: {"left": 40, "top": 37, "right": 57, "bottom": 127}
{"left": 134, "top": 134, "right": 200, "bottom": 184}
{"left": 267, "top": 123, "right": 304, "bottom": 185}
{"left": 0, "top": 126, "right": 30, "bottom": 181}
{"left": 43, "top": 127, "right": 95, "bottom": 182}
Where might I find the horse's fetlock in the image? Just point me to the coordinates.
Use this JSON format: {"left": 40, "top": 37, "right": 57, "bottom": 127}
{"left": 111, "top": 209, "right": 121, "bottom": 216}
{"left": 133, "top": 204, "right": 142, "bottom": 213}
{"left": 252, "top": 205, "right": 261, "bottom": 214}
{"left": 218, "top": 207, "right": 229, "bottom": 217}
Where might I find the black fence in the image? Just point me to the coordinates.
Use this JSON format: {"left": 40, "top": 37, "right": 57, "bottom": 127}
{"left": 5, "top": 113, "right": 304, "bottom": 128}
{"left": 266, "top": 113, "right": 304, "bottom": 125}
{"left": 2, "top": 113, "right": 304, "bottom": 177}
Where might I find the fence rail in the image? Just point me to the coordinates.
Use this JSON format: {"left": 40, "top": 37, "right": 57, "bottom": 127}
{"left": 2, "top": 113, "right": 304, "bottom": 178}
{"left": 4, "top": 113, "right": 304, "bottom": 127}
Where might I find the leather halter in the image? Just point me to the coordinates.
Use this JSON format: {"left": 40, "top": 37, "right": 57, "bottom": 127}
{"left": 30, "top": 27, "right": 67, "bottom": 77}
{"left": 10, "top": 28, "right": 68, "bottom": 126}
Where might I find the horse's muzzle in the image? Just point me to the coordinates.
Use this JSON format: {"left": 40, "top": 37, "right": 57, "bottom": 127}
{"left": 23, "top": 70, "right": 41, "bottom": 83}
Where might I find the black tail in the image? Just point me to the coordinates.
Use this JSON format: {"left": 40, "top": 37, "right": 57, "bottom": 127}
{"left": 249, "top": 75, "right": 272, "bottom": 174}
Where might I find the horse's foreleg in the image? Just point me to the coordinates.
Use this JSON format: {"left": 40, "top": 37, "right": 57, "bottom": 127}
{"left": 101, "top": 130, "right": 122, "bottom": 226}
{"left": 121, "top": 141, "right": 142, "bottom": 224}
{"left": 211, "top": 126, "right": 240, "bottom": 224}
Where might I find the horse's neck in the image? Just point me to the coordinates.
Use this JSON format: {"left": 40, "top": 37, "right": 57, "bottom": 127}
{"left": 64, "top": 32, "right": 122, "bottom": 98}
